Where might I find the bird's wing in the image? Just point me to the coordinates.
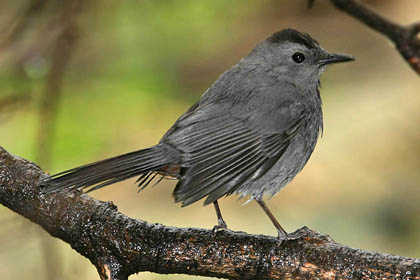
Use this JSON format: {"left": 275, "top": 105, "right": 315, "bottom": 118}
{"left": 163, "top": 102, "right": 305, "bottom": 206}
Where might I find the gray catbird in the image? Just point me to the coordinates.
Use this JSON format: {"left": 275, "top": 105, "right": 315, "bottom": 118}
{"left": 42, "top": 28, "right": 354, "bottom": 239}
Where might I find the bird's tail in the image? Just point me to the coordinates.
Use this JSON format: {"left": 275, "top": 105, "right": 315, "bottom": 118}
{"left": 41, "top": 144, "right": 172, "bottom": 194}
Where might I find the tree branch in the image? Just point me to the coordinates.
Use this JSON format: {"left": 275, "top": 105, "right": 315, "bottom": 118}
{"left": 0, "top": 147, "right": 419, "bottom": 279}
{"left": 325, "top": 0, "right": 420, "bottom": 75}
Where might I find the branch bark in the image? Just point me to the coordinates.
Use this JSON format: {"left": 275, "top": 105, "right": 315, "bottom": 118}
{"left": 326, "top": 0, "right": 420, "bottom": 75}
{"left": 0, "top": 147, "right": 419, "bottom": 279}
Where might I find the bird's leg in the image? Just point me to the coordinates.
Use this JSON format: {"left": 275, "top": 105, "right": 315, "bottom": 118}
{"left": 212, "top": 200, "right": 228, "bottom": 232}
{"left": 256, "top": 199, "right": 288, "bottom": 240}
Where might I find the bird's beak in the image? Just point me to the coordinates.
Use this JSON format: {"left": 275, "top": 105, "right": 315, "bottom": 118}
{"left": 318, "top": 53, "right": 355, "bottom": 66}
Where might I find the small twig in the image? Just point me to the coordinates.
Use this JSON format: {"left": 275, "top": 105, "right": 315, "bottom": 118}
{"left": 0, "top": 95, "right": 28, "bottom": 110}
{"left": 0, "top": 59, "right": 32, "bottom": 120}
{"left": 0, "top": 146, "right": 419, "bottom": 279}
{"left": 0, "top": 95, "right": 29, "bottom": 119}
{"left": 327, "top": 0, "right": 420, "bottom": 75}
{"left": 0, "top": 0, "right": 45, "bottom": 51}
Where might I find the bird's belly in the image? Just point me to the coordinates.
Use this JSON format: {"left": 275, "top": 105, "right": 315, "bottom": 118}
{"left": 235, "top": 132, "right": 317, "bottom": 200}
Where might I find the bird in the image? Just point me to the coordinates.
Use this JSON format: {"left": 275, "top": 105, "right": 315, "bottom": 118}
{"left": 42, "top": 28, "right": 354, "bottom": 240}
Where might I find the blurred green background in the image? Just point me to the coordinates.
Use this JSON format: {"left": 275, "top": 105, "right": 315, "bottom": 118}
{"left": 0, "top": 0, "right": 419, "bottom": 279}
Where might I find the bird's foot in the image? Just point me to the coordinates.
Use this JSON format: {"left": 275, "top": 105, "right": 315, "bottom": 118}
{"left": 286, "top": 226, "right": 311, "bottom": 240}
{"left": 276, "top": 229, "right": 288, "bottom": 245}
{"left": 212, "top": 219, "right": 228, "bottom": 235}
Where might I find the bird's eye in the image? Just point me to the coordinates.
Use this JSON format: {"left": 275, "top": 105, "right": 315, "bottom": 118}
{"left": 292, "top": 52, "right": 305, "bottom": 63}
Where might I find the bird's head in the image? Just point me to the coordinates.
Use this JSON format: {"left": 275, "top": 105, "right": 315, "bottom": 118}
{"left": 247, "top": 28, "right": 354, "bottom": 85}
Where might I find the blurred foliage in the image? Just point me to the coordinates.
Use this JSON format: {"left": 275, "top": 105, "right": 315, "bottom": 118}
{"left": 0, "top": 0, "right": 419, "bottom": 279}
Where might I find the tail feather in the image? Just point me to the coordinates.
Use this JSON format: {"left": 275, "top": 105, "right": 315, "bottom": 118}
{"left": 42, "top": 145, "right": 171, "bottom": 194}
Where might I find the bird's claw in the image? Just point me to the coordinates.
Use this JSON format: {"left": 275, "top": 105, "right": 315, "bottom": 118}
{"left": 212, "top": 219, "right": 228, "bottom": 235}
